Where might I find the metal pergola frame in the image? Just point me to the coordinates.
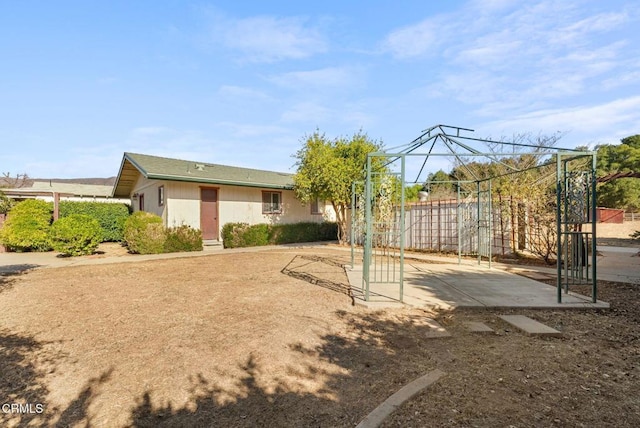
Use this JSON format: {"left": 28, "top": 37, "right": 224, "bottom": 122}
{"left": 352, "top": 125, "right": 598, "bottom": 304}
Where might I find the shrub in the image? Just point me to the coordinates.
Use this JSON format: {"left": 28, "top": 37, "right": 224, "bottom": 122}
{"left": 0, "top": 199, "right": 52, "bottom": 251}
{"left": 221, "top": 222, "right": 244, "bottom": 248}
{"left": 221, "top": 221, "right": 338, "bottom": 248}
{"left": 59, "top": 201, "right": 130, "bottom": 242}
{"left": 270, "top": 222, "right": 338, "bottom": 244}
{"left": 50, "top": 214, "right": 102, "bottom": 256}
{"left": 123, "top": 211, "right": 165, "bottom": 254}
{"left": 221, "top": 222, "right": 270, "bottom": 248}
{"left": 0, "top": 191, "right": 14, "bottom": 215}
{"left": 164, "top": 225, "right": 203, "bottom": 252}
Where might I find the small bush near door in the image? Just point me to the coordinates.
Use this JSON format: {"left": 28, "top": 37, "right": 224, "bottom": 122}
{"left": 221, "top": 223, "right": 269, "bottom": 248}
{"left": 123, "top": 212, "right": 165, "bottom": 254}
{"left": 221, "top": 221, "right": 338, "bottom": 248}
{"left": 124, "top": 212, "right": 203, "bottom": 254}
{"left": 164, "top": 225, "right": 203, "bottom": 252}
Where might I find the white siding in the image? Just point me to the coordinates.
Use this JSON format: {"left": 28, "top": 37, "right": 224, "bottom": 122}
{"left": 131, "top": 176, "right": 167, "bottom": 221}
{"left": 131, "top": 178, "right": 336, "bottom": 236}
{"left": 165, "top": 182, "right": 200, "bottom": 228}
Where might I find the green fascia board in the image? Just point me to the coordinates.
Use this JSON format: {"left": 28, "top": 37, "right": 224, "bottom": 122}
{"left": 145, "top": 172, "right": 293, "bottom": 189}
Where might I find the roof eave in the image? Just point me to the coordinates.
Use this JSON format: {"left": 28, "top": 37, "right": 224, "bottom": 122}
{"left": 112, "top": 154, "right": 149, "bottom": 198}
{"left": 146, "top": 173, "right": 293, "bottom": 190}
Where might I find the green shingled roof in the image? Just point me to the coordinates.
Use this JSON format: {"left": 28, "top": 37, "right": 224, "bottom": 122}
{"left": 113, "top": 152, "right": 294, "bottom": 197}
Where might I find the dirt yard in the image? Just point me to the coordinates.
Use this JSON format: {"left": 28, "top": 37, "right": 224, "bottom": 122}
{"left": 1, "top": 246, "right": 639, "bottom": 427}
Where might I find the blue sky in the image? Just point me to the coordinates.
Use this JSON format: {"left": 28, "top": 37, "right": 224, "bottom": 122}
{"left": 1, "top": 0, "right": 639, "bottom": 179}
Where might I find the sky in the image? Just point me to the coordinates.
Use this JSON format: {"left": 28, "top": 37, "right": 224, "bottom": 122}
{"left": 1, "top": 0, "right": 639, "bottom": 179}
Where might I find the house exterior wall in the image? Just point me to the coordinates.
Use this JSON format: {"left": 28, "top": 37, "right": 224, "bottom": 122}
{"left": 131, "top": 178, "right": 335, "bottom": 235}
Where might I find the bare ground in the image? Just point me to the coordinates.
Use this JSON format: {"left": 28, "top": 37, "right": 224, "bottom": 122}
{"left": 0, "top": 246, "right": 639, "bottom": 427}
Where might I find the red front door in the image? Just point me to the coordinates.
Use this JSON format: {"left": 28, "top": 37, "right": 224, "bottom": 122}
{"left": 200, "top": 188, "right": 219, "bottom": 240}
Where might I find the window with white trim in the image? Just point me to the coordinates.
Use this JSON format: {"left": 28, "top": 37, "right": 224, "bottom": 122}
{"left": 158, "top": 185, "right": 165, "bottom": 207}
{"left": 311, "top": 197, "right": 322, "bottom": 215}
{"left": 262, "top": 191, "right": 282, "bottom": 214}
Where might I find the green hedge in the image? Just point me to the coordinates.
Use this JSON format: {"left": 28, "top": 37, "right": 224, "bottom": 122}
{"left": 50, "top": 214, "right": 103, "bottom": 256}
{"left": 59, "top": 201, "right": 130, "bottom": 242}
{"left": 0, "top": 199, "right": 52, "bottom": 252}
{"left": 221, "top": 221, "right": 337, "bottom": 249}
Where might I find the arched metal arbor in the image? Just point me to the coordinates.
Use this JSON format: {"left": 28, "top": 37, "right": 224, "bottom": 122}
{"left": 352, "top": 125, "right": 598, "bottom": 304}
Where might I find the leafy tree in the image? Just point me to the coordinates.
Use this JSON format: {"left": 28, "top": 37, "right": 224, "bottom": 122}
{"left": 424, "top": 170, "right": 457, "bottom": 199}
{"left": 293, "top": 130, "right": 384, "bottom": 244}
{"left": 404, "top": 183, "right": 425, "bottom": 202}
{"left": 596, "top": 134, "right": 640, "bottom": 210}
{"left": 449, "top": 134, "right": 560, "bottom": 256}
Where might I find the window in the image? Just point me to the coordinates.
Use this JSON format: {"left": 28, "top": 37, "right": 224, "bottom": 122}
{"left": 138, "top": 193, "right": 145, "bottom": 211}
{"left": 158, "top": 185, "right": 165, "bottom": 206}
{"left": 262, "top": 191, "right": 282, "bottom": 214}
{"left": 311, "top": 197, "right": 322, "bottom": 215}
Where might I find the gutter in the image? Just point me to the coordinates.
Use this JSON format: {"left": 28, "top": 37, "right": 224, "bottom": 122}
{"left": 146, "top": 172, "right": 294, "bottom": 190}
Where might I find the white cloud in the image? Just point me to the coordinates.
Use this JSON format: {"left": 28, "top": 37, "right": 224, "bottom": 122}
{"left": 381, "top": 16, "right": 448, "bottom": 59}
{"left": 207, "top": 12, "right": 327, "bottom": 63}
{"left": 386, "top": 0, "right": 639, "bottom": 125}
{"left": 215, "top": 121, "right": 289, "bottom": 138}
{"left": 217, "top": 85, "right": 272, "bottom": 101}
{"left": 483, "top": 96, "right": 640, "bottom": 140}
{"left": 267, "top": 66, "right": 360, "bottom": 89}
{"left": 281, "top": 102, "right": 331, "bottom": 123}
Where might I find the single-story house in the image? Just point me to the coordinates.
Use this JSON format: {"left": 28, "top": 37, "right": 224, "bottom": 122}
{"left": 112, "top": 152, "right": 335, "bottom": 240}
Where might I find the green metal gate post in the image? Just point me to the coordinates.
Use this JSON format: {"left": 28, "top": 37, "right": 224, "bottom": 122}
{"left": 457, "top": 183, "right": 462, "bottom": 265}
{"left": 351, "top": 181, "right": 356, "bottom": 269}
{"left": 556, "top": 154, "right": 563, "bottom": 303}
{"left": 363, "top": 155, "right": 373, "bottom": 301}
{"left": 399, "top": 155, "right": 406, "bottom": 302}
{"left": 591, "top": 153, "right": 598, "bottom": 303}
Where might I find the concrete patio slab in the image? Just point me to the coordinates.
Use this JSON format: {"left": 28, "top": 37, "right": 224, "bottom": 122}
{"left": 499, "top": 315, "right": 563, "bottom": 337}
{"left": 465, "top": 321, "right": 495, "bottom": 334}
{"left": 347, "top": 261, "right": 609, "bottom": 310}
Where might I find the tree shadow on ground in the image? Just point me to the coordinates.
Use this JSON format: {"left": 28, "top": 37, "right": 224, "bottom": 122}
{"left": 0, "top": 329, "right": 55, "bottom": 427}
{"left": 0, "top": 328, "right": 114, "bottom": 427}
{"left": 130, "top": 355, "right": 344, "bottom": 428}
{"left": 128, "top": 308, "right": 447, "bottom": 427}
{"left": 0, "top": 264, "right": 40, "bottom": 293}
{"left": 54, "top": 368, "right": 114, "bottom": 428}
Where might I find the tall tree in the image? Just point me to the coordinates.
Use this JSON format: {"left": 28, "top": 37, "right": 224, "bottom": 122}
{"left": 293, "top": 130, "right": 384, "bottom": 244}
{"left": 425, "top": 170, "right": 457, "bottom": 199}
{"left": 596, "top": 134, "right": 640, "bottom": 210}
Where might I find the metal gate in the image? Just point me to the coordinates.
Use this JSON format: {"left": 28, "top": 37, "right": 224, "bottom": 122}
{"left": 362, "top": 157, "right": 405, "bottom": 301}
{"left": 556, "top": 153, "right": 597, "bottom": 303}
